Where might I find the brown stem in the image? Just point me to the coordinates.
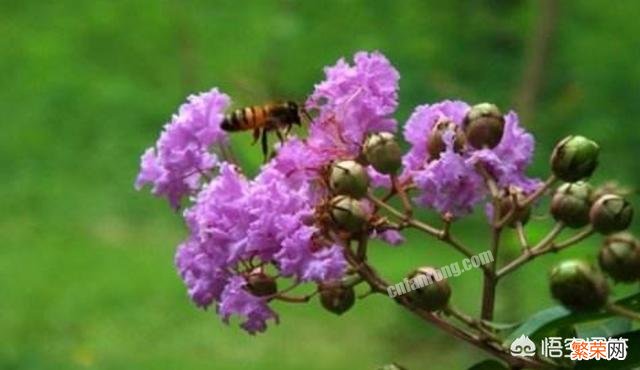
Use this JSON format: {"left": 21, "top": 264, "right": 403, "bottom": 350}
{"left": 519, "top": 175, "right": 557, "bottom": 210}
{"left": 481, "top": 226, "right": 501, "bottom": 320}
{"left": 343, "top": 238, "right": 550, "bottom": 369}
{"left": 445, "top": 306, "right": 502, "bottom": 344}
{"left": 368, "top": 193, "right": 484, "bottom": 270}
{"left": 607, "top": 303, "right": 640, "bottom": 322}
{"left": 515, "top": 221, "right": 530, "bottom": 252}
{"left": 392, "top": 175, "right": 413, "bottom": 218}
{"left": 497, "top": 224, "right": 592, "bottom": 279}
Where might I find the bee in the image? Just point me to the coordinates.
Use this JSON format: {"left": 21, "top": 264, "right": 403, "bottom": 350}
{"left": 221, "top": 101, "right": 307, "bottom": 159}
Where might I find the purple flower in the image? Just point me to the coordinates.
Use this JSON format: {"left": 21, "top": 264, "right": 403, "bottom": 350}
{"left": 135, "top": 88, "right": 230, "bottom": 208}
{"left": 413, "top": 134, "right": 485, "bottom": 216}
{"left": 403, "top": 100, "right": 469, "bottom": 171}
{"left": 306, "top": 51, "right": 400, "bottom": 158}
{"left": 218, "top": 276, "right": 278, "bottom": 335}
{"left": 274, "top": 224, "right": 347, "bottom": 282}
{"left": 176, "top": 160, "right": 347, "bottom": 333}
{"left": 175, "top": 240, "right": 229, "bottom": 308}
{"left": 403, "top": 100, "right": 540, "bottom": 217}
{"left": 374, "top": 229, "right": 405, "bottom": 246}
{"left": 184, "top": 164, "right": 251, "bottom": 266}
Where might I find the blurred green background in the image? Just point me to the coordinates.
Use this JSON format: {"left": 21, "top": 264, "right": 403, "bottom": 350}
{"left": 2, "top": 1, "right": 639, "bottom": 369}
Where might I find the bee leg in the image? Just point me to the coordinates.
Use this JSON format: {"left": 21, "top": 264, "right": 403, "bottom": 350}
{"left": 252, "top": 128, "right": 261, "bottom": 145}
{"left": 261, "top": 129, "right": 269, "bottom": 161}
{"left": 283, "top": 123, "right": 293, "bottom": 138}
{"left": 275, "top": 128, "right": 286, "bottom": 144}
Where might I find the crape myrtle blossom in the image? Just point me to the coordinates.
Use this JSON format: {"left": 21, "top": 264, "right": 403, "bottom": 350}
{"left": 176, "top": 163, "right": 347, "bottom": 334}
{"left": 135, "top": 88, "right": 230, "bottom": 208}
{"left": 136, "top": 50, "right": 545, "bottom": 337}
{"left": 306, "top": 51, "right": 400, "bottom": 161}
{"left": 403, "top": 100, "right": 540, "bottom": 217}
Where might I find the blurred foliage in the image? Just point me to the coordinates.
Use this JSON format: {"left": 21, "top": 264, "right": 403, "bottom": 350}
{"left": 1, "top": 1, "right": 638, "bottom": 369}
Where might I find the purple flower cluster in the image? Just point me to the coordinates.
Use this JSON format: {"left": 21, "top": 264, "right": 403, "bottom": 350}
{"left": 176, "top": 163, "right": 346, "bottom": 334}
{"left": 306, "top": 51, "right": 400, "bottom": 160}
{"left": 403, "top": 101, "right": 539, "bottom": 217}
{"left": 135, "top": 88, "right": 230, "bottom": 209}
{"left": 136, "top": 50, "right": 540, "bottom": 334}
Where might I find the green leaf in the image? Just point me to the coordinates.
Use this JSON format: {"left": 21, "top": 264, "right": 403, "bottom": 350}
{"left": 506, "top": 291, "right": 640, "bottom": 344}
{"left": 575, "top": 317, "right": 632, "bottom": 338}
{"left": 467, "top": 359, "right": 508, "bottom": 370}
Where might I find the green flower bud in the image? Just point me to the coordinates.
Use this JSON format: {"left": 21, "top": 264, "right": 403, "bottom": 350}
{"left": 550, "top": 135, "right": 600, "bottom": 182}
{"left": 363, "top": 132, "right": 402, "bottom": 174}
{"left": 549, "top": 260, "right": 609, "bottom": 311}
{"left": 426, "top": 119, "right": 466, "bottom": 160}
{"left": 598, "top": 233, "right": 640, "bottom": 283}
{"left": 328, "top": 160, "right": 370, "bottom": 198}
{"left": 590, "top": 194, "right": 633, "bottom": 234}
{"left": 406, "top": 267, "right": 451, "bottom": 312}
{"left": 330, "top": 195, "right": 367, "bottom": 233}
{"left": 550, "top": 182, "right": 593, "bottom": 228}
{"left": 497, "top": 187, "right": 531, "bottom": 227}
{"left": 246, "top": 268, "right": 278, "bottom": 297}
{"left": 462, "top": 103, "right": 505, "bottom": 149}
{"left": 319, "top": 281, "right": 355, "bottom": 315}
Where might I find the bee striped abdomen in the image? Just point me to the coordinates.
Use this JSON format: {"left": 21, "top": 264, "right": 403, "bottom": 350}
{"left": 221, "top": 105, "right": 269, "bottom": 131}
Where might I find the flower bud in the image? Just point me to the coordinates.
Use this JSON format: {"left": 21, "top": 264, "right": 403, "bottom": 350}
{"left": 363, "top": 132, "right": 402, "bottom": 174}
{"left": 319, "top": 281, "right": 355, "bottom": 315}
{"left": 550, "top": 182, "right": 593, "bottom": 228}
{"left": 590, "top": 194, "right": 633, "bottom": 234}
{"left": 598, "top": 233, "right": 640, "bottom": 282}
{"left": 328, "top": 160, "right": 370, "bottom": 199}
{"left": 462, "top": 103, "right": 505, "bottom": 149}
{"left": 497, "top": 187, "right": 531, "bottom": 227}
{"left": 246, "top": 268, "right": 278, "bottom": 297}
{"left": 549, "top": 260, "right": 609, "bottom": 311}
{"left": 406, "top": 267, "right": 451, "bottom": 311}
{"left": 330, "top": 195, "right": 367, "bottom": 233}
{"left": 550, "top": 135, "right": 600, "bottom": 182}
{"left": 426, "top": 119, "right": 466, "bottom": 160}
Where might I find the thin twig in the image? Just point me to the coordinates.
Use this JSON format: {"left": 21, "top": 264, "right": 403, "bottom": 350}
{"left": 607, "top": 303, "right": 640, "bottom": 322}
{"left": 519, "top": 175, "right": 557, "bottom": 209}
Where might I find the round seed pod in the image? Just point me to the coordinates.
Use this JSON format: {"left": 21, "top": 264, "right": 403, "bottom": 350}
{"left": 590, "top": 194, "right": 633, "bottom": 234}
{"left": 406, "top": 267, "right": 451, "bottom": 312}
{"left": 319, "top": 281, "right": 355, "bottom": 315}
{"left": 329, "top": 195, "right": 367, "bottom": 233}
{"left": 363, "top": 132, "right": 402, "bottom": 174}
{"left": 497, "top": 187, "right": 531, "bottom": 228}
{"left": 462, "top": 103, "right": 505, "bottom": 149}
{"left": 550, "top": 182, "right": 593, "bottom": 228}
{"left": 246, "top": 268, "right": 278, "bottom": 297}
{"left": 328, "top": 160, "right": 370, "bottom": 199}
{"left": 426, "top": 119, "right": 466, "bottom": 160}
{"left": 598, "top": 233, "right": 640, "bottom": 283}
{"left": 550, "top": 135, "right": 600, "bottom": 182}
{"left": 549, "top": 260, "right": 609, "bottom": 312}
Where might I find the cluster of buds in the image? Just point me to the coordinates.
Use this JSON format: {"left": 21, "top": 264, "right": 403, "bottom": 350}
{"left": 324, "top": 160, "right": 370, "bottom": 234}
{"left": 547, "top": 136, "right": 637, "bottom": 311}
